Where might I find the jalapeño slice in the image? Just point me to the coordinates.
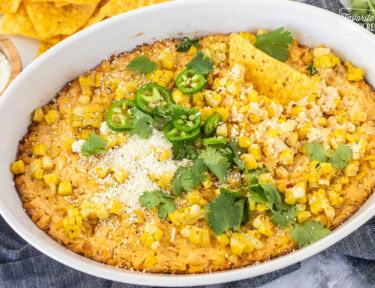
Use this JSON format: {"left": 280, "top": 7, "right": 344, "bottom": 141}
{"left": 136, "top": 83, "right": 172, "bottom": 115}
{"left": 105, "top": 100, "right": 135, "bottom": 131}
{"left": 172, "top": 108, "right": 201, "bottom": 132}
{"left": 203, "top": 113, "right": 222, "bottom": 137}
{"left": 202, "top": 137, "right": 229, "bottom": 145}
{"left": 163, "top": 122, "right": 200, "bottom": 143}
{"left": 175, "top": 69, "right": 206, "bottom": 94}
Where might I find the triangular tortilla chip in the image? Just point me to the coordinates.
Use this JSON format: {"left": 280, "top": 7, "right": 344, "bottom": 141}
{"left": 0, "top": 0, "right": 22, "bottom": 13}
{"left": 85, "top": 0, "right": 171, "bottom": 28}
{"left": 24, "top": 0, "right": 97, "bottom": 39}
{"left": 229, "top": 33, "right": 320, "bottom": 105}
{"left": 0, "top": 3, "right": 38, "bottom": 38}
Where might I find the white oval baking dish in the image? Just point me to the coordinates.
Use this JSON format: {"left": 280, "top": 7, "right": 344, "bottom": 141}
{"left": 0, "top": 0, "right": 375, "bottom": 286}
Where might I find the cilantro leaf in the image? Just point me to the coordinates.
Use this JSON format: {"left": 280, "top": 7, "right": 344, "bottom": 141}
{"left": 171, "top": 159, "right": 207, "bottom": 197}
{"left": 139, "top": 190, "right": 176, "bottom": 219}
{"left": 228, "top": 141, "right": 246, "bottom": 170}
{"left": 248, "top": 178, "right": 283, "bottom": 209}
{"left": 153, "top": 103, "right": 189, "bottom": 119}
{"left": 307, "top": 63, "right": 318, "bottom": 76}
{"left": 176, "top": 37, "right": 201, "bottom": 52}
{"left": 81, "top": 134, "right": 106, "bottom": 156}
{"left": 200, "top": 147, "right": 231, "bottom": 183}
{"left": 328, "top": 144, "right": 352, "bottom": 168}
{"left": 255, "top": 27, "right": 293, "bottom": 62}
{"left": 185, "top": 51, "right": 214, "bottom": 74}
{"left": 172, "top": 142, "right": 198, "bottom": 160}
{"left": 126, "top": 56, "right": 157, "bottom": 74}
{"left": 305, "top": 142, "right": 352, "bottom": 168}
{"left": 205, "top": 192, "right": 244, "bottom": 235}
{"left": 305, "top": 141, "right": 327, "bottom": 162}
{"left": 131, "top": 108, "right": 154, "bottom": 139}
{"left": 289, "top": 220, "right": 331, "bottom": 247}
{"left": 269, "top": 205, "right": 296, "bottom": 229}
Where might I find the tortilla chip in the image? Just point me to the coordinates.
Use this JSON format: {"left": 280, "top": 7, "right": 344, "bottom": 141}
{"left": 37, "top": 41, "right": 56, "bottom": 57}
{"left": 24, "top": 0, "right": 98, "bottom": 39}
{"left": 0, "top": 4, "right": 38, "bottom": 38}
{"left": 85, "top": 0, "right": 171, "bottom": 27}
{"left": 0, "top": 0, "right": 22, "bottom": 13}
{"left": 229, "top": 33, "right": 320, "bottom": 105}
{"left": 31, "top": 0, "right": 100, "bottom": 5}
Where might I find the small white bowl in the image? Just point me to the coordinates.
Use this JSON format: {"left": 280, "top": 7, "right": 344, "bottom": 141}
{"left": 0, "top": 0, "right": 375, "bottom": 286}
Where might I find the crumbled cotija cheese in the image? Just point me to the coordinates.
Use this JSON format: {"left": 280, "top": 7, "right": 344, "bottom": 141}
{"left": 81, "top": 130, "right": 189, "bottom": 213}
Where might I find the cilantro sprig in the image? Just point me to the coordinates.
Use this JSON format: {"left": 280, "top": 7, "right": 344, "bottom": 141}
{"left": 305, "top": 141, "right": 352, "bottom": 168}
{"left": 255, "top": 27, "right": 293, "bottom": 62}
{"left": 176, "top": 37, "right": 201, "bottom": 52}
{"left": 186, "top": 50, "right": 214, "bottom": 74}
{"left": 171, "top": 159, "right": 207, "bottom": 197}
{"left": 205, "top": 189, "right": 249, "bottom": 235}
{"left": 131, "top": 108, "right": 154, "bottom": 139}
{"left": 139, "top": 190, "right": 176, "bottom": 219}
{"left": 269, "top": 204, "right": 297, "bottom": 229}
{"left": 81, "top": 134, "right": 106, "bottom": 156}
{"left": 200, "top": 147, "right": 231, "bottom": 183}
{"left": 172, "top": 142, "right": 198, "bottom": 160}
{"left": 289, "top": 220, "right": 331, "bottom": 247}
{"left": 126, "top": 56, "right": 157, "bottom": 74}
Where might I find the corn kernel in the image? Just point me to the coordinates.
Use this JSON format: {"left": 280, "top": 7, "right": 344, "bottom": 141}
{"left": 157, "top": 171, "right": 174, "bottom": 189}
{"left": 216, "top": 234, "right": 230, "bottom": 246}
{"left": 204, "top": 91, "right": 222, "bottom": 107}
{"left": 143, "top": 254, "right": 156, "bottom": 268}
{"left": 113, "top": 168, "right": 129, "bottom": 184}
{"left": 239, "top": 136, "right": 251, "bottom": 148}
{"left": 41, "top": 156, "right": 53, "bottom": 169}
{"left": 161, "top": 53, "right": 175, "bottom": 70}
{"left": 33, "top": 144, "right": 46, "bottom": 156}
{"left": 63, "top": 206, "right": 82, "bottom": 239}
{"left": 345, "top": 162, "right": 359, "bottom": 177}
{"left": 11, "top": 160, "right": 25, "bottom": 175}
{"left": 279, "top": 149, "right": 294, "bottom": 166}
{"left": 172, "top": 89, "right": 185, "bottom": 105}
{"left": 345, "top": 61, "right": 364, "bottom": 82}
{"left": 154, "top": 229, "right": 164, "bottom": 241}
{"left": 291, "top": 105, "right": 306, "bottom": 116}
{"left": 314, "top": 54, "right": 340, "bottom": 68}
{"left": 30, "top": 159, "right": 43, "bottom": 180}
{"left": 216, "top": 124, "right": 228, "bottom": 137}
{"left": 188, "top": 191, "right": 206, "bottom": 206}
{"left": 45, "top": 110, "right": 59, "bottom": 125}
{"left": 238, "top": 31, "right": 257, "bottom": 44}
{"left": 240, "top": 154, "right": 257, "bottom": 170}
{"left": 297, "top": 211, "right": 311, "bottom": 223}
{"left": 58, "top": 181, "right": 72, "bottom": 195}
{"left": 159, "top": 148, "right": 170, "bottom": 162}
{"left": 318, "top": 117, "right": 327, "bottom": 127}
{"left": 152, "top": 69, "right": 174, "bottom": 88}
{"left": 248, "top": 144, "right": 262, "bottom": 160}
{"left": 276, "top": 166, "right": 288, "bottom": 179}
{"left": 187, "top": 45, "right": 197, "bottom": 56}
{"left": 110, "top": 199, "right": 123, "bottom": 215}
{"left": 33, "top": 108, "right": 44, "bottom": 123}
{"left": 248, "top": 113, "right": 262, "bottom": 124}
{"left": 200, "top": 107, "right": 215, "bottom": 121}
{"left": 96, "top": 167, "right": 109, "bottom": 179}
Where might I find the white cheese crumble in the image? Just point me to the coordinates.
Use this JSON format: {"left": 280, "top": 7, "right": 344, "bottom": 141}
{"left": 71, "top": 140, "right": 85, "bottom": 153}
{"left": 81, "top": 130, "right": 189, "bottom": 213}
{"left": 100, "top": 121, "right": 111, "bottom": 135}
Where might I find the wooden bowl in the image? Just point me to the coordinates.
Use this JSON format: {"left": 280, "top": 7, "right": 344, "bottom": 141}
{"left": 0, "top": 34, "right": 22, "bottom": 96}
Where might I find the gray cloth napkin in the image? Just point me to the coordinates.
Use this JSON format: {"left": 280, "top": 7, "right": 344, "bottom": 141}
{"left": 1, "top": 0, "right": 375, "bottom": 287}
